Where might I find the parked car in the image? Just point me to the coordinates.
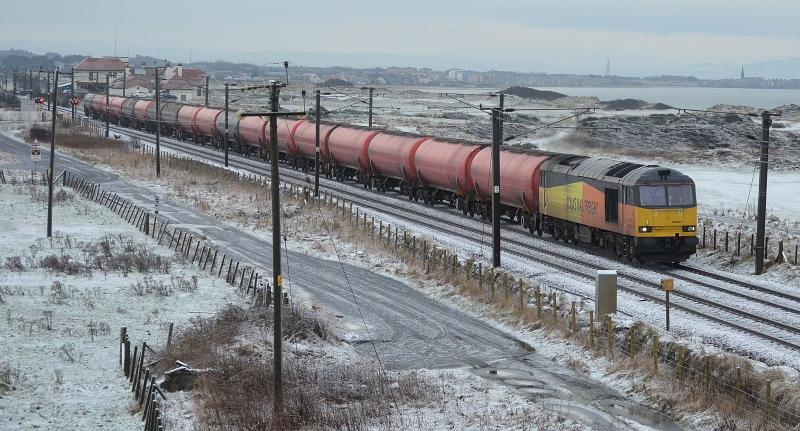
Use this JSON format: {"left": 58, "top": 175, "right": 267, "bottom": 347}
{"left": 160, "top": 92, "right": 178, "bottom": 101}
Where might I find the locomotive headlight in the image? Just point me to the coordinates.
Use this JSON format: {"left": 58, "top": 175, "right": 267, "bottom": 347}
{"left": 683, "top": 225, "right": 696, "bottom": 232}
{"left": 638, "top": 226, "right": 652, "bottom": 233}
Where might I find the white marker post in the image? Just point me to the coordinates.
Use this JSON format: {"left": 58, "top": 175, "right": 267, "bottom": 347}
{"left": 31, "top": 138, "right": 42, "bottom": 180}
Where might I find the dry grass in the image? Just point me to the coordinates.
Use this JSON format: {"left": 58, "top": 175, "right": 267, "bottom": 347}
{"left": 156, "top": 305, "right": 430, "bottom": 430}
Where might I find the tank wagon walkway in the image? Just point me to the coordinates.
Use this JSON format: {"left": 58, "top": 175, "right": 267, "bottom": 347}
{"left": 0, "top": 133, "right": 680, "bottom": 430}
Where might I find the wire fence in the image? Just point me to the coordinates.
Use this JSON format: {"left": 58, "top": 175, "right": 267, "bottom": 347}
{"left": 699, "top": 225, "right": 798, "bottom": 266}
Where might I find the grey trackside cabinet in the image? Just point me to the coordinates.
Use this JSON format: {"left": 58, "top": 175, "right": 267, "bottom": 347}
{"left": 595, "top": 270, "right": 617, "bottom": 318}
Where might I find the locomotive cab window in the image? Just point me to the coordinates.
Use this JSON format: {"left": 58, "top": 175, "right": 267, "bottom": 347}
{"left": 637, "top": 184, "right": 695, "bottom": 207}
{"left": 639, "top": 186, "right": 666, "bottom": 207}
{"left": 667, "top": 185, "right": 694, "bottom": 206}
{"left": 604, "top": 188, "right": 619, "bottom": 223}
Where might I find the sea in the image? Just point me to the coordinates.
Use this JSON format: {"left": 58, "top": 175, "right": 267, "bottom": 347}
{"left": 537, "top": 87, "right": 800, "bottom": 110}
{"left": 411, "top": 85, "right": 800, "bottom": 110}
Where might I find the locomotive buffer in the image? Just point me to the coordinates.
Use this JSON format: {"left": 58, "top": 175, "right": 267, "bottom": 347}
{"left": 238, "top": 81, "right": 305, "bottom": 419}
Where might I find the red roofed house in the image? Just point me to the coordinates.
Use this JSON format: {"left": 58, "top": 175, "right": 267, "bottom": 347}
{"left": 159, "top": 65, "right": 207, "bottom": 103}
{"left": 73, "top": 57, "right": 129, "bottom": 93}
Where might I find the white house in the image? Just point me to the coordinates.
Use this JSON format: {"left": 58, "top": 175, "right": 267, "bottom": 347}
{"left": 73, "top": 57, "right": 129, "bottom": 93}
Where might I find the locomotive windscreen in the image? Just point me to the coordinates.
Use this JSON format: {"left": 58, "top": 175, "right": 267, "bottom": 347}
{"left": 638, "top": 184, "right": 694, "bottom": 207}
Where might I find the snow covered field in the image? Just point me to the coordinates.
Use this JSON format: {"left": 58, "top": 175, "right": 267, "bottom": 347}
{"left": 0, "top": 172, "right": 237, "bottom": 430}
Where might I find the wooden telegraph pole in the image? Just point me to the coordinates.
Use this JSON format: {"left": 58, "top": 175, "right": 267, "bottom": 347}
{"left": 314, "top": 90, "right": 321, "bottom": 197}
{"left": 238, "top": 81, "right": 305, "bottom": 419}
{"left": 105, "top": 74, "right": 110, "bottom": 137}
{"left": 490, "top": 94, "right": 504, "bottom": 268}
{"left": 224, "top": 83, "right": 236, "bottom": 167}
{"left": 47, "top": 68, "right": 60, "bottom": 237}
{"left": 204, "top": 76, "right": 209, "bottom": 107}
{"left": 754, "top": 111, "right": 780, "bottom": 274}
{"left": 368, "top": 87, "right": 373, "bottom": 128}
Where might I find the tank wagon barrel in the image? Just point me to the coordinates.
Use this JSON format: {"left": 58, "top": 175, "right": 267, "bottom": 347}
{"left": 327, "top": 126, "right": 380, "bottom": 185}
{"left": 414, "top": 138, "right": 485, "bottom": 205}
{"left": 238, "top": 116, "right": 267, "bottom": 149}
{"left": 471, "top": 148, "right": 551, "bottom": 220}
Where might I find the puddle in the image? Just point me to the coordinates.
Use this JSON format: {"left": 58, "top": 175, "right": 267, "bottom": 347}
{"left": 476, "top": 365, "right": 681, "bottom": 430}
{"left": 602, "top": 401, "right": 683, "bottom": 431}
{"left": 503, "top": 378, "right": 548, "bottom": 387}
{"left": 474, "top": 368, "right": 534, "bottom": 380}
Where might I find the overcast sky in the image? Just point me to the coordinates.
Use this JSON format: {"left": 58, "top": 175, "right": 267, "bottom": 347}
{"left": 2, "top": 0, "right": 800, "bottom": 78}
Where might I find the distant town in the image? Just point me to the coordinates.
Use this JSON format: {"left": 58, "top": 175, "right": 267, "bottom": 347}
{"left": 2, "top": 48, "right": 799, "bottom": 106}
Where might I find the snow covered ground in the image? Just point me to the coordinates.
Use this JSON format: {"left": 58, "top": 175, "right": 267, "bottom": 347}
{"left": 0, "top": 171, "right": 238, "bottom": 430}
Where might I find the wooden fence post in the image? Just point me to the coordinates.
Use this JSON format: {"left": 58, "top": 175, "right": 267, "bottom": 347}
{"left": 652, "top": 335, "right": 659, "bottom": 374}
{"left": 571, "top": 301, "right": 577, "bottom": 334}
{"left": 536, "top": 287, "right": 542, "bottom": 318}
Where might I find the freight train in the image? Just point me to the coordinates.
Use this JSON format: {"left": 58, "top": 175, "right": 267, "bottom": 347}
{"left": 83, "top": 93, "right": 699, "bottom": 263}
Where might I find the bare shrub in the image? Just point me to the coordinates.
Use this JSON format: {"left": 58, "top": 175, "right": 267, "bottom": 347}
{"left": 91, "top": 236, "right": 170, "bottom": 274}
{"left": 0, "top": 363, "right": 24, "bottom": 395}
{"left": 28, "top": 125, "right": 50, "bottom": 141}
{"left": 53, "top": 369, "right": 64, "bottom": 386}
{"left": 41, "top": 310, "right": 54, "bottom": 330}
{"left": 53, "top": 189, "right": 73, "bottom": 204}
{"left": 97, "top": 322, "right": 111, "bottom": 337}
{"left": 171, "top": 275, "right": 198, "bottom": 293}
{"left": 87, "top": 321, "right": 97, "bottom": 341}
{"left": 4, "top": 256, "right": 24, "bottom": 272}
{"left": 48, "top": 281, "right": 69, "bottom": 304}
{"left": 129, "top": 276, "right": 172, "bottom": 296}
{"left": 80, "top": 291, "right": 95, "bottom": 309}
{"left": 40, "top": 254, "right": 85, "bottom": 276}
{"left": 58, "top": 343, "right": 80, "bottom": 363}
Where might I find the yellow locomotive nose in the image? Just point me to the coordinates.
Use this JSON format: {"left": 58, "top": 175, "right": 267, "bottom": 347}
{"left": 636, "top": 207, "right": 697, "bottom": 237}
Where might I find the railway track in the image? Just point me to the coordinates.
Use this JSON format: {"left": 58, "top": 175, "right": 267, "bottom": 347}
{"left": 65, "top": 109, "right": 800, "bottom": 352}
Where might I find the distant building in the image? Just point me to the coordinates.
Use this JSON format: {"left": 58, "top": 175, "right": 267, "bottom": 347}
{"left": 159, "top": 65, "right": 206, "bottom": 103}
{"left": 447, "top": 69, "right": 464, "bottom": 81}
{"left": 741, "top": 66, "right": 745, "bottom": 80}
{"left": 109, "top": 72, "right": 153, "bottom": 97}
{"left": 73, "top": 57, "right": 129, "bottom": 93}
{"left": 106, "top": 65, "right": 206, "bottom": 102}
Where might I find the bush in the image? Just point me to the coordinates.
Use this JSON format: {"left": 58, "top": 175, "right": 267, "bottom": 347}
{"left": 4, "top": 256, "right": 24, "bottom": 272}
{"left": 40, "top": 254, "right": 85, "bottom": 275}
{"left": 29, "top": 125, "right": 50, "bottom": 141}
{"left": 53, "top": 190, "right": 73, "bottom": 204}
